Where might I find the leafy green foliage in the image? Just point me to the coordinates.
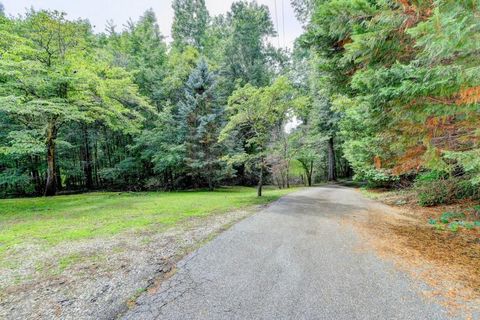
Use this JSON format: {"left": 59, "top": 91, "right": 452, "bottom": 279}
{"left": 0, "top": 2, "right": 290, "bottom": 197}
{"left": 428, "top": 212, "right": 479, "bottom": 233}
{"left": 288, "top": 129, "right": 320, "bottom": 186}
{"left": 415, "top": 175, "right": 480, "bottom": 207}
{"left": 464, "top": 222, "right": 475, "bottom": 230}
{"left": 14, "top": 0, "right": 480, "bottom": 199}
{"left": 455, "top": 180, "right": 480, "bottom": 200}
{"left": 0, "top": 10, "right": 151, "bottom": 196}
{"left": 221, "top": 1, "right": 280, "bottom": 89}
{"left": 440, "top": 212, "right": 466, "bottom": 224}
{"left": 300, "top": 0, "right": 480, "bottom": 194}
{"left": 448, "top": 222, "right": 459, "bottom": 233}
{"left": 172, "top": 0, "right": 209, "bottom": 50}
{"left": 415, "top": 179, "right": 455, "bottom": 207}
{"left": 356, "top": 169, "right": 399, "bottom": 189}
{"left": 220, "top": 77, "right": 301, "bottom": 195}
{"left": 112, "top": 9, "right": 168, "bottom": 110}
{"left": 416, "top": 171, "right": 448, "bottom": 183}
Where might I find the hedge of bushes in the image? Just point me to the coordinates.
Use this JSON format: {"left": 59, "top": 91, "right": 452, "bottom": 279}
{"left": 414, "top": 172, "right": 480, "bottom": 207}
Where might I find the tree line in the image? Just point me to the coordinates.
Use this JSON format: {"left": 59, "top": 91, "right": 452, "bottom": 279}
{"left": 292, "top": 0, "right": 480, "bottom": 205}
{"left": 3, "top": 0, "right": 477, "bottom": 202}
{"left": 0, "top": 1, "right": 344, "bottom": 198}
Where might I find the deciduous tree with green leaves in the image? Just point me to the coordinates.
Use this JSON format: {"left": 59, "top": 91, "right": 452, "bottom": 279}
{"left": 0, "top": 10, "right": 150, "bottom": 196}
{"left": 220, "top": 77, "right": 298, "bottom": 196}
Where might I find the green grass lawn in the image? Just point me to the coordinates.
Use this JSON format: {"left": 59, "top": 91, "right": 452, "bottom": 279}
{"left": 0, "top": 186, "right": 296, "bottom": 258}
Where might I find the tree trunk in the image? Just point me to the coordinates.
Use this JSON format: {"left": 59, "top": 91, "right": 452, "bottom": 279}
{"left": 56, "top": 165, "right": 62, "bottom": 191}
{"left": 283, "top": 136, "right": 290, "bottom": 188}
{"left": 104, "top": 127, "right": 113, "bottom": 168}
{"left": 275, "top": 176, "right": 282, "bottom": 189}
{"left": 286, "top": 161, "right": 290, "bottom": 188}
{"left": 257, "top": 165, "right": 263, "bottom": 197}
{"left": 31, "top": 156, "right": 42, "bottom": 195}
{"left": 300, "top": 159, "right": 314, "bottom": 187}
{"left": 94, "top": 138, "right": 100, "bottom": 187}
{"left": 308, "top": 160, "right": 314, "bottom": 186}
{"left": 31, "top": 168, "right": 41, "bottom": 194}
{"left": 327, "top": 137, "right": 336, "bottom": 181}
{"left": 170, "top": 170, "right": 175, "bottom": 190}
{"left": 44, "top": 122, "right": 57, "bottom": 196}
{"left": 207, "top": 173, "right": 213, "bottom": 191}
{"left": 308, "top": 161, "right": 313, "bottom": 187}
{"left": 82, "top": 126, "right": 93, "bottom": 189}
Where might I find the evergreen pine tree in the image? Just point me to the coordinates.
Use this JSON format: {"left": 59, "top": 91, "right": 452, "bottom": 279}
{"left": 178, "top": 59, "right": 224, "bottom": 190}
{"left": 126, "top": 9, "right": 168, "bottom": 111}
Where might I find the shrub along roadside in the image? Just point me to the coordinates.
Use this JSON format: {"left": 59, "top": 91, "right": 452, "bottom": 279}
{"left": 414, "top": 172, "right": 480, "bottom": 207}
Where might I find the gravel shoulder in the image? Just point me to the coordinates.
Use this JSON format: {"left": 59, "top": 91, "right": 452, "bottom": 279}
{"left": 123, "top": 186, "right": 471, "bottom": 320}
{"left": 0, "top": 206, "right": 260, "bottom": 319}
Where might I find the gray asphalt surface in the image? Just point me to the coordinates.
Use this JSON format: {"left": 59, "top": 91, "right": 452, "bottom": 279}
{"left": 122, "top": 186, "right": 457, "bottom": 320}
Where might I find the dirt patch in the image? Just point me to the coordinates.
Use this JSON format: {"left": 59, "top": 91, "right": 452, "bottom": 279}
{"left": 0, "top": 207, "right": 261, "bottom": 320}
{"left": 347, "top": 191, "right": 480, "bottom": 318}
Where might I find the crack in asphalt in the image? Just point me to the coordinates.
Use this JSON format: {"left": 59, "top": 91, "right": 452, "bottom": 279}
{"left": 124, "top": 251, "right": 215, "bottom": 320}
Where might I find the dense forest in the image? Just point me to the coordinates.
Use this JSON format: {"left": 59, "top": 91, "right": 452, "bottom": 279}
{"left": 299, "top": 0, "right": 480, "bottom": 206}
{"left": 0, "top": 0, "right": 479, "bottom": 204}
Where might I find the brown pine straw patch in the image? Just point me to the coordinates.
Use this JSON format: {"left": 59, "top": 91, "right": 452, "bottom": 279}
{"left": 345, "top": 193, "right": 480, "bottom": 318}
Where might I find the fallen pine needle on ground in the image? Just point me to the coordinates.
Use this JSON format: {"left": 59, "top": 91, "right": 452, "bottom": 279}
{"left": 345, "top": 188, "right": 480, "bottom": 318}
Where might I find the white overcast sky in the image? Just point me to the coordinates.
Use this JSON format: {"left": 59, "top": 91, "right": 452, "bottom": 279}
{"left": 2, "top": 0, "right": 303, "bottom": 48}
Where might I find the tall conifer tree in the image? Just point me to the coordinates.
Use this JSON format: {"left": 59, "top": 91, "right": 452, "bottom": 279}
{"left": 171, "top": 0, "right": 209, "bottom": 50}
{"left": 178, "top": 59, "right": 224, "bottom": 190}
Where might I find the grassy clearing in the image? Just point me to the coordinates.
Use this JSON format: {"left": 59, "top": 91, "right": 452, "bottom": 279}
{"left": 0, "top": 186, "right": 296, "bottom": 258}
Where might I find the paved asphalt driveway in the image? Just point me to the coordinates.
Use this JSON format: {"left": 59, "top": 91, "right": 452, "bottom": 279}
{"left": 122, "top": 186, "right": 457, "bottom": 320}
